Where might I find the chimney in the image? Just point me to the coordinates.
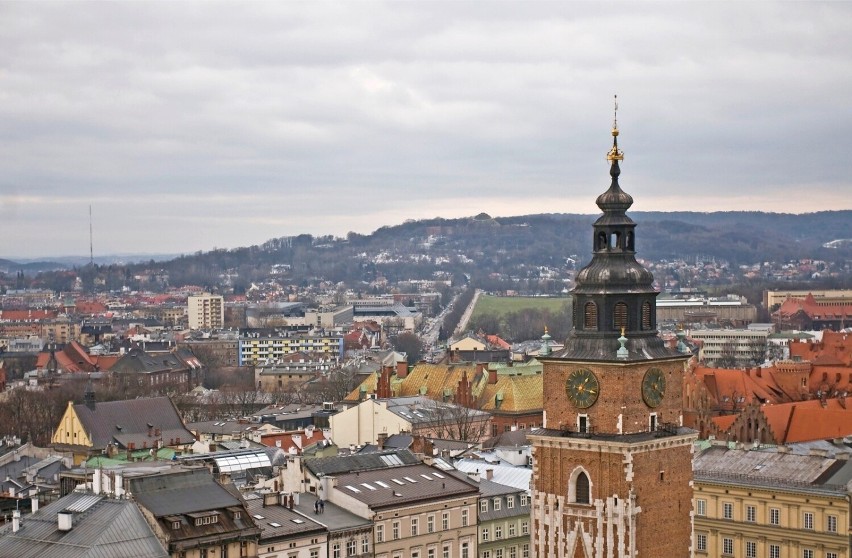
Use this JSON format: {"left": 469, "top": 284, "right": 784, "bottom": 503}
{"left": 489, "top": 368, "right": 498, "bottom": 384}
{"left": 396, "top": 360, "right": 408, "bottom": 378}
{"left": 288, "top": 494, "right": 294, "bottom": 509}
{"left": 377, "top": 432, "right": 388, "bottom": 450}
{"left": 12, "top": 509, "right": 21, "bottom": 533}
{"left": 58, "top": 510, "right": 73, "bottom": 531}
{"left": 292, "top": 492, "right": 300, "bottom": 506}
{"left": 485, "top": 468, "right": 494, "bottom": 481}
{"left": 31, "top": 498, "right": 39, "bottom": 513}
{"left": 263, "top": 492, "right": 278, "bottom": 507}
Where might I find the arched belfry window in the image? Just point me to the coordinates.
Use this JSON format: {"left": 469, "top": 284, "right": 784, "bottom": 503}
{"left": 641, "top": 301, "right": 652, "bottom": 330}
{"left": 610, "top": 232, "right": 621, "bottom": 250}
{"left": 575, "top": 472, "right": 590, "bottom": 504}
{"left": 598, "top": 232, "right": 607, "bottom": 251}
{"left": 626, "top": 232, "right": 634, "bottom": 251}
{"left": 584, "top": 302, "right": 598, "bottom": 330}
{"left": 613, "top": 302, "right": 628, "bottom": 331}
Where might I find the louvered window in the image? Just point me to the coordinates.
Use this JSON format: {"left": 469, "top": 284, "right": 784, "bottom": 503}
{"left": 584, "top": 302, "right": 598, "bottom": 330}
{"left": 614, "top": 302, "right": 628, "bottom": 331}
{"left": 641, "top": 301, "right": 652, "bottom": 330}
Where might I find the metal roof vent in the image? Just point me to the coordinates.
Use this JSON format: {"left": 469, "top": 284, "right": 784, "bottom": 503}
{"left": 58, "top": 510, "right": 73, "bottom": 531}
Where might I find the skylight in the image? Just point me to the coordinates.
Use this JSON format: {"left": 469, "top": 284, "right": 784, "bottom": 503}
{"left": 291, "top": 519, "right": 304, "bottom": 524}
{"left": 361, "top": 483, "right": 377, "bottom": 490}
{"left": 403, "top": 476, "right": 418, "bottom": 483}
{"left": 253, "top": 514, "right": 265, "bottom": 519}
{"left": 270, "top": 522, "right": 282, "bottom": 527}
{"left": 420, "top": 474, "right": 433, "bottom": 480}
{"left": 345, "top": 485, "right": 361, "bottom": 493}
{"left": 391, "top": 478, "right": 404, "bottom": 485}
{"left": 375, "top": 481, "right": 391, "bottom": 488}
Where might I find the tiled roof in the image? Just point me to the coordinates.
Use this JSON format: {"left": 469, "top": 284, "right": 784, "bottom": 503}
{"left": 756, "top": 398, "right": 852, "bottom": 444}
{"left": 332, "top": 463, "right": 478, "bottom": 509}
{"left": 478, "top": 373, "right": 542, "bottom": 413}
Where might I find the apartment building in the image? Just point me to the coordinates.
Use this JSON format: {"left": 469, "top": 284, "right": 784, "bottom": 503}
{"left": 188, "top": 293, "right": 224, "bottom": 330}
{"left": 690, "top": 328, "right": 770, "bottom": 367}
{"left": 476, "top": 477, "right": 532, "bottom": 558}
{"left": 694, "top": 443, "right": 851, "bottom": 558}
{"left": 238, "top": 333, "right": 344, "bottom": 366}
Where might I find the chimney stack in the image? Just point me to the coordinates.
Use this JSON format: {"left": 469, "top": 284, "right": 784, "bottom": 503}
{"left": 485, "top": 468, "right": 494, "bottom": 481}
{"left": 12, "top": 509, "right": 21, "bottom": 533}
{"left": 58, "top": 510, "right": 73, "bottom": 531}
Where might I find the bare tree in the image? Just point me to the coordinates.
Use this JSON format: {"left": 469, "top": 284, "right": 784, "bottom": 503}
{"left": 422, "top": 400, "right": 492, "bottom": 443}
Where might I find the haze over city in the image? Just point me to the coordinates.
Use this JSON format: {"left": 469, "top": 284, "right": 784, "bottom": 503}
{"left": 2, "top": 1, "right": 851, "bottom": 258}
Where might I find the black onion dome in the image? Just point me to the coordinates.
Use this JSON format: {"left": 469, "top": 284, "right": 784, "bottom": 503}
{"left": 595, "top": 161, "right": 633, "bottom": 212}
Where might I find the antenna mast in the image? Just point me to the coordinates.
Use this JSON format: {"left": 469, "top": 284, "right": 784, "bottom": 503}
{"left": 89, "top": 204, "right": 94, "bottom": 267}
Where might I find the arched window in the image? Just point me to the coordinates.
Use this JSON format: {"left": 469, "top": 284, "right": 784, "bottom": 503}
{"left": 584, "top": 302, "right": 598, "bottom": 330}
{"left": 598, "top": 232, "right": 607, "bottom": 251}
{"left": 610, "top": 232, "right": 621, "bottom": 250}
{"left": 641, "top": 301, "right": 652, "bottom": 330}
{"left": 613, "top": 302, "right": 628, "bottom": 331}
{"left": 575, "top": 472, "right": 590, "bottom": 504}
{"left": 625, "top": 232, "right": 634, "bottom": 251}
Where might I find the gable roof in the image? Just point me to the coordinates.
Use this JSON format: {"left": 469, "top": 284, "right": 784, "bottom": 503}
{"left": 71, "top": 396, "right": 195, "bottom": 450}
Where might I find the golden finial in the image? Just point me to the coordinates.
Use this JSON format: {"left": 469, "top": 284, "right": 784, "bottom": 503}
{"left": 606, "top": 94, "right": 624, "bottom": 162}
{"left": 544, "top": 325, "right": 548, "bottom": 334}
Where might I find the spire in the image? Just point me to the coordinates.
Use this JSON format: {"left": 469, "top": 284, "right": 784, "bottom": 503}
{"left": 606, "top": 95, "right": 623, "bottom": 163}
{"left": 539, "top": 327, "right": 552, "bottom": 356}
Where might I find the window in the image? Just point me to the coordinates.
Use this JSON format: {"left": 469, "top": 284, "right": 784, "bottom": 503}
{"left": 392, "top": 521, "right": 400, "bottom": 540}
{"left": 442, "top": 512, "right": 449, "bottom": 530}
{"left": 428, "top": 514, "right": 435, "bottom": 533}
{"left": 347, "top": 540, "right": 357, "bottom": 557}
{"left": 802, "top": 550, "right": 814, "bottom": 558}
{"left": 613, "top": 302, "right": 628, "bottom": 331}
{"left": 461, "top": 542, "right": 469, "bottom": 558}
{"left": 520, "top": 494, "right": 528, "bottom": 507}
{"left": 509, "top": 548, "right": 516, "bottom": 558}
{"left": 461, "top": 508, "right": 469, "bottom": 527}
{"left": 722, "top": 538, "right": 733, "bottom": 556}
{"left": 333, "top": 543, "right": 341, "bottom": 558}
{"left": 480, "top": 500, "right": 488, "bottom": 513}
{"left": 522, "top": 544, "right": 529, "bottom": 558}
{"left": 575, "top": 472, "right": 590, "bottom": 504}
{"left": 493, "top": 498, "right": 501, "bottom": 511}
{"left": 377, "top": 524, "right": 384, "bottom": 543}
{"left": 495, "top": 525, "right": 502, "bottom": 540}
{"left": 428, "top": 548, "right": 436, "bottom": 558}
{"left": 696, "top": 499, "right": 706, "bottom": 517}
{"left": 482, "top": 552, "right": 491, "bottom": 558}
{"left": 362, "top": 537, "right": 369, "bottom": 554}
{"left": 411, "top": 517, "right": 419, "bottom": 536}
{"left": 744, "top": 504, "right": 756, "bottom": 522}
{"left": 746, "top": 540, "right": 756, "bottom": 558}
{"left": 723, "top": 502, "right": 733, "bottom": 520}
{"left": 769, "top": 545, "right": 780, "bottom": 558}
{"left": 641, "top": 301, "right": 652, "bottom": 330}
{"left": 310, "top": 550, "right": 319, "bottom": 558}
{"left": 770, "top": 508, "right": 780, "bottom": 525}
{"left": 578, "top": 415, "right": 589, "bottom": 434}
{"left": 584, "top": 302, "right": 598, "bottom": 330}
{"left": 507, "top": 496, "right": 514, "bottom": 509}
{"left": 481, "top": 527, "right": 489, "bottom": 541}
{"left": 696, "top": 533, "right": 707, "bottom": 552}
{"left": 508, "top": 523, "right": 516, "bottom": 537}
{"left": 826, "top": 553, "right": 838, "bottom": 558}
{"left": 495, "top": 550, "right": 502, "bottom": 558}
{"left": 521, "top": 521, "right": 529, "bottom": 535}
{"left": 443, "top": 544, "right": 451, "bottom": 558}
{"left": 172, "top": 520, "right": 181, "bottom": 530}
{"left": 803, "top": 511, "right": 814, "bottom": 530}
{"left": 827, "top": 514, "right": 837, "bottom": 533}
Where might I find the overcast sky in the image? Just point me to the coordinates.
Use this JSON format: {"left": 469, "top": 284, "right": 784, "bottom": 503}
{"left": 1, "top": 2, "right": 851, "bottom": 259}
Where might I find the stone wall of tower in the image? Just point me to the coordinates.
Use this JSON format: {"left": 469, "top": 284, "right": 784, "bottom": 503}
{"left": 542, "top": 358, "right": 687, "bottom": 434}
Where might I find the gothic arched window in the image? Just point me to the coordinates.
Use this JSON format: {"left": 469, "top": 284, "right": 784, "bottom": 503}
{"left": 641, "top": 301, "right": 652, "bottom": 330}
{"left": 613, "top": 302, "right": 628, "bottom": 331}
{"left": 575, "top": 472, "right": 590, "bottom": 504}
{"left": 584, "top": 302, "right": 598, "bottom": 331}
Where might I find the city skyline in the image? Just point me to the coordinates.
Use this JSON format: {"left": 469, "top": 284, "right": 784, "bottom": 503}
{"left": 2, "top": 2, "right": 851, "bottom": 258}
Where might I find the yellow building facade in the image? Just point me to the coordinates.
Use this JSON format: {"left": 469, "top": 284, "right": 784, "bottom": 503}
{"left": 694, "top": 444, "right": 850, "bottom": 558}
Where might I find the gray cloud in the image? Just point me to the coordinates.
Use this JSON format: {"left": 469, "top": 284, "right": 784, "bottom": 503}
{"left": 1, "top": 1, "right": 851, "bottom": 257}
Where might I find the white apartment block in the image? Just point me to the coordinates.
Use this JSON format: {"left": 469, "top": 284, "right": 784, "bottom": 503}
{"left": 188, "top": 293, "right": 224, "bottom": 330}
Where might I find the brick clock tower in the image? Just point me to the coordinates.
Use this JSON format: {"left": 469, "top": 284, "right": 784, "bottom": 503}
{"left": 529, "top": 103, "right": 696, "bottom": 558}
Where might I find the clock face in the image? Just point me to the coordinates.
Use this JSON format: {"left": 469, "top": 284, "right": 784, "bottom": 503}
{"left": 566, "top": 368, "right": 600, "bottom": 409}
{"left": 642, "top": 367, "right": 666, "bottom": 408}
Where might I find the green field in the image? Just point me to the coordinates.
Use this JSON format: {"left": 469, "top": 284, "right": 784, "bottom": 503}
{"left": 471, "top": 294, "right": 570, "bottom": 320}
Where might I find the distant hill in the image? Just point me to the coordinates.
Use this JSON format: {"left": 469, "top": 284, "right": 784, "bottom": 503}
{"left": 4, "top": 211, "right": 850, "bottom": 290}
